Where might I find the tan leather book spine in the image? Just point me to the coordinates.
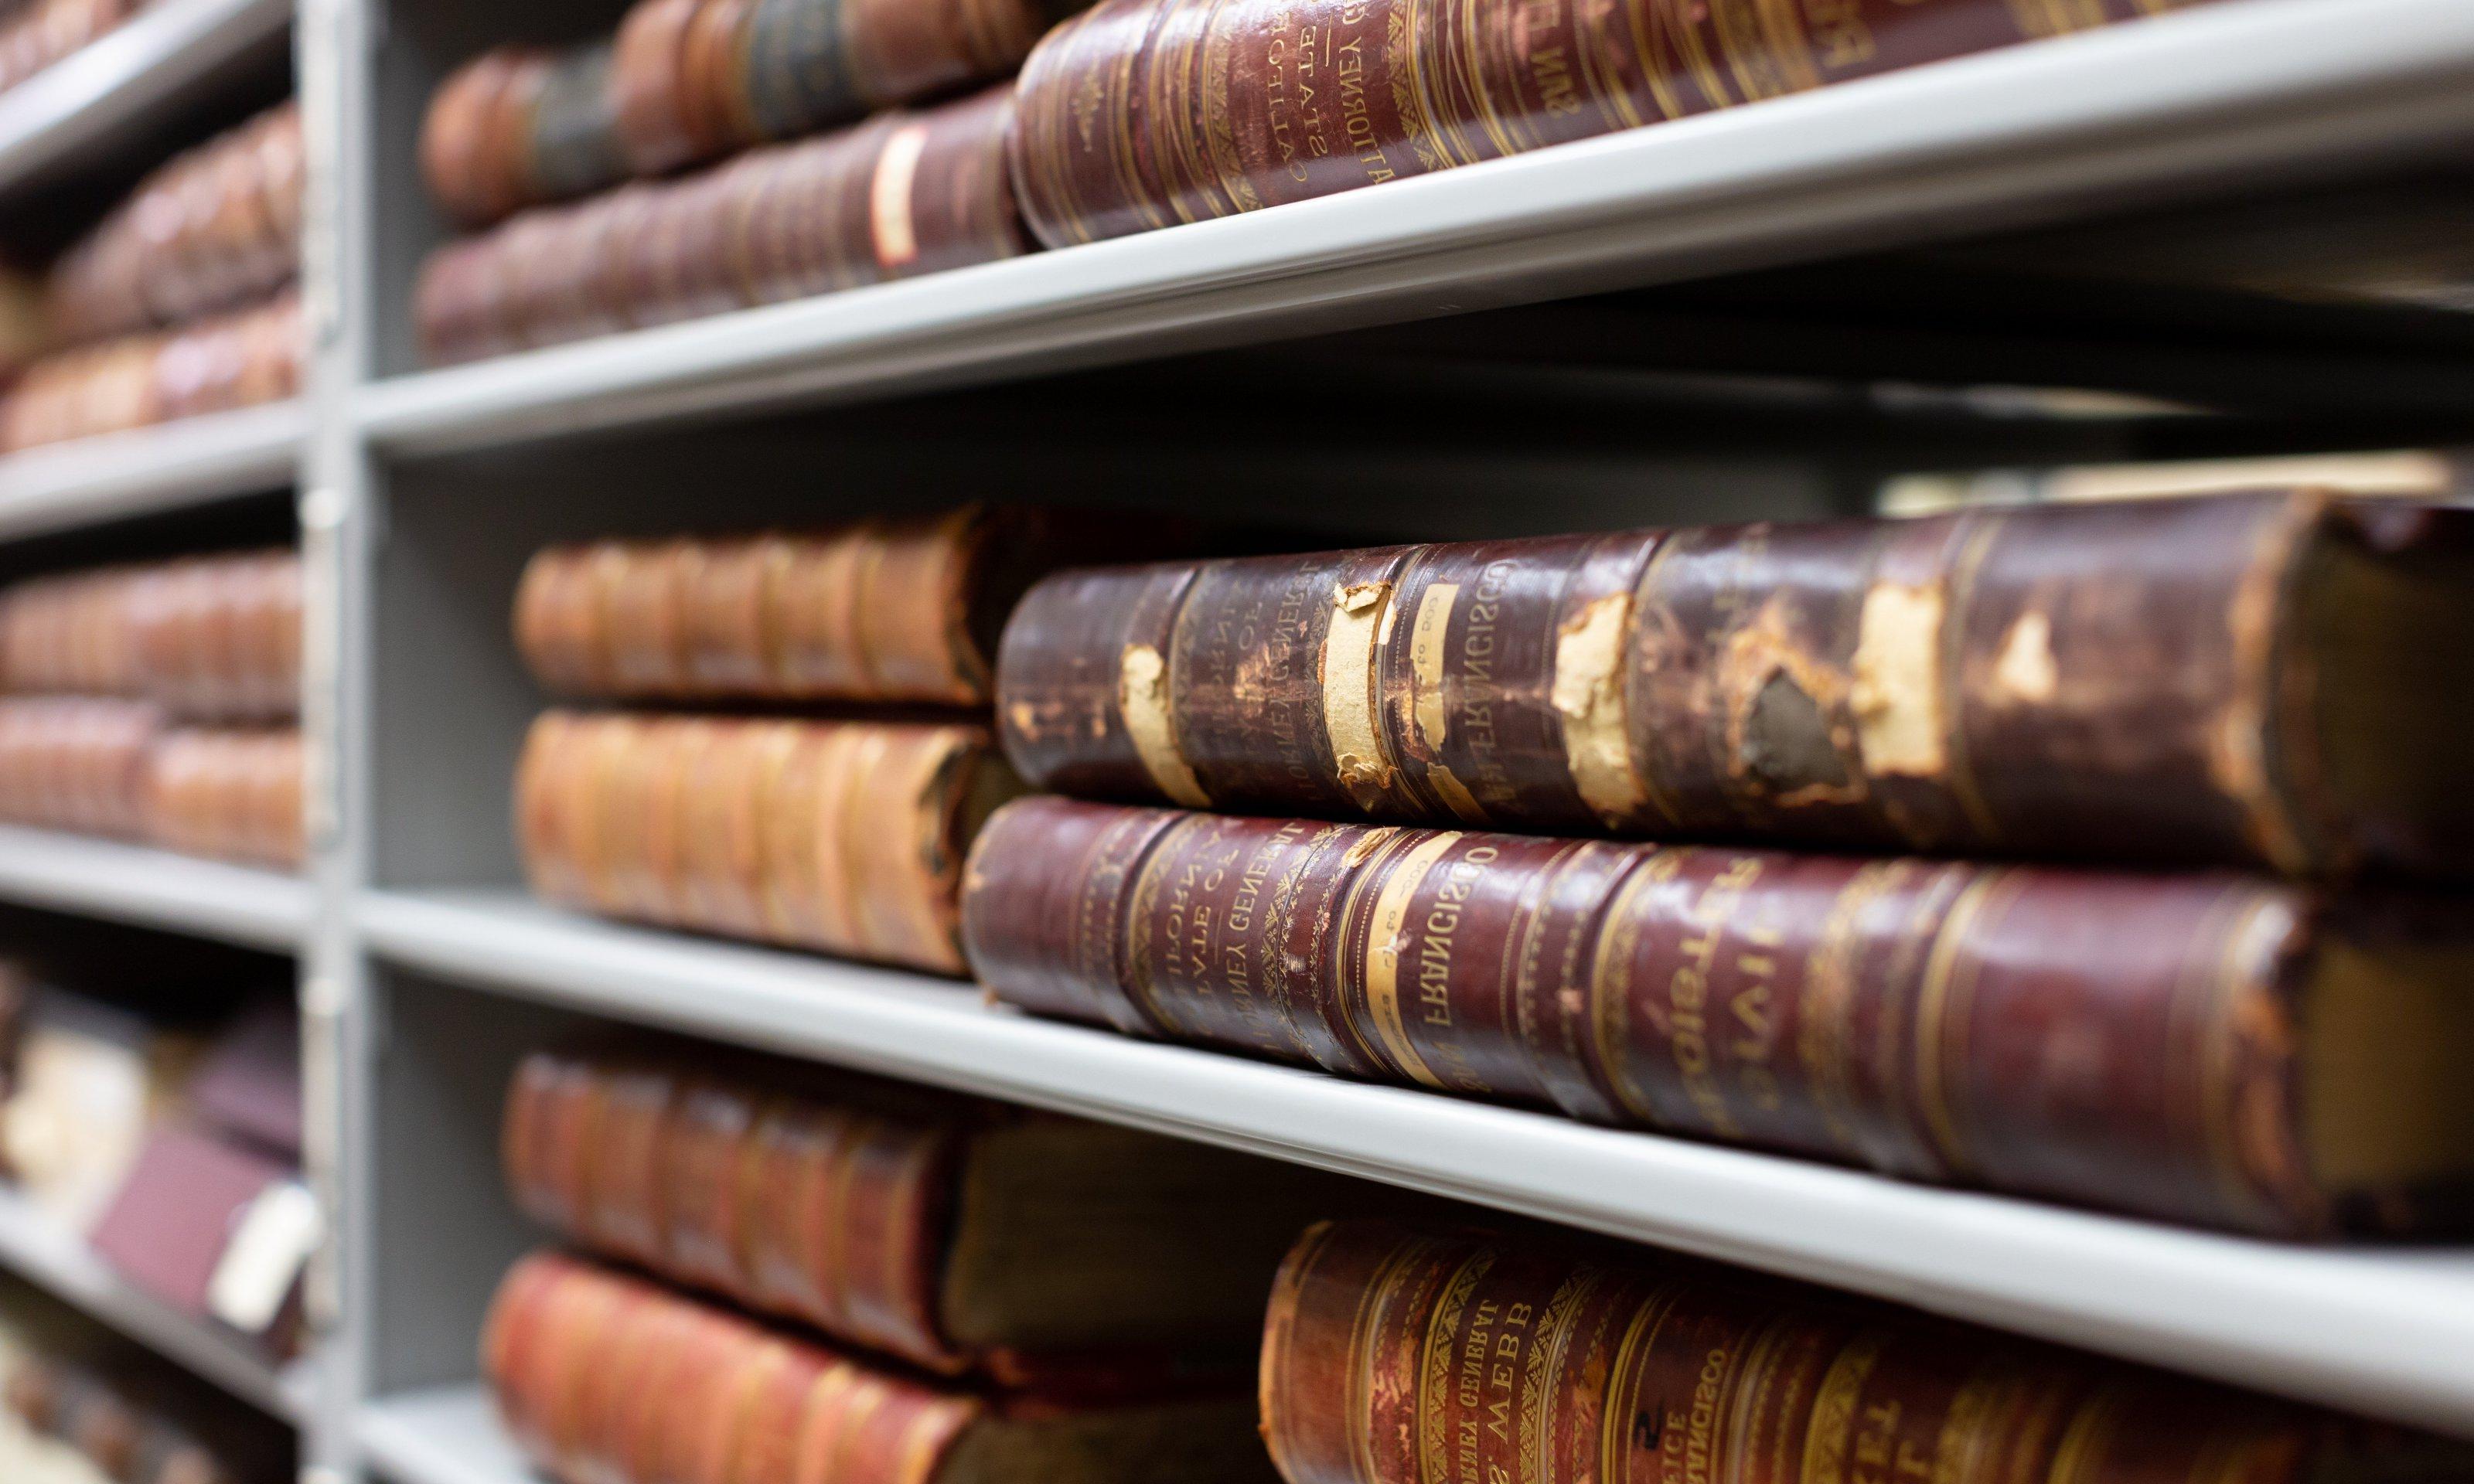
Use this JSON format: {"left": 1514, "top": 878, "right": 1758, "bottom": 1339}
{"left": 140, "top": 727, "right": 305, "bottom": 869}
{"left": 514, "top": 712, "right": 1011, "bottom": 972}
{"left": 1010, "top": 0, "right": 2213, "bottom": 247}
{"left": 1262, "top": 1220, "right": 2457, "bottom": 1484}
{"left": 503, "top": 1048, "right": 976, "bottom": 1373}
{"left": 43, "top": 102, "right": 302, "bottom": 343}
{"left": 485, "top": 1251, "right": 988, "bottom": 1484}
{"left": 513, "top": 505, "right": 1064, "bottom": 706}
{"left": 414, "top": 88, "right": 1027, "bottom": 363}
{"left": 997, "top": 491, "right": 2474, "bottom": 878}
{"left": 963, "top": 795, "right": 2474, "bottom": 1235}
{"left": 0, "top": 293, "right": 302, "bottom": 454}
{"left": 0, "top": 697, "right": 158, "bottom": 838}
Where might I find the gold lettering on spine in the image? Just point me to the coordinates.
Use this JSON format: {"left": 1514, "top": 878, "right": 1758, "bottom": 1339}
{"left": 1362, "top": 831, "right": 1467, "bottom": 1088}
{"left": 1324, "top": 582, "right": 1400, "bottom": 808}
{"left": 1798, "top": 1333, "right": 1883, "bottom": 1484}
{"left": 1519, "top": 1269, "right": 1599, "bottom": 1484}
{"left": 1797, "top": 861, "right": 1906, "bottom": 1162}
{"left": 1552, "top": 591, "right": 1646, "bottom": 827}
{"left": 1421, "top": 1250, "right": 1495, "bottom": 1484}
{"left": 1119, "top": 643, "right": 1211, "bottom": 808}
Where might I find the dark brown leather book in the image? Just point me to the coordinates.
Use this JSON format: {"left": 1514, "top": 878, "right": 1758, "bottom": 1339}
{"left": 515, "top": 712, "right": 1021, "bottom": 973}
{"left": 5, "top": 1323, "right": 292, "bottom": 1484}
{"left": 996, "top": 491, "right": 2474, "bottom": 880}
{"left": 515, "top": 507, "right": 1068, "bottom": 707}
{"left": 504, "top": 1046, "right": 1344, "bottom": 1382}
{"left": 421, "top": 0, "right": 1050, "bottom": 226}
{"left": 45, "top": 103, "right": 302, "bottom": 346}
{"left": 416, "top": 84, "right": 1027, "bottom": 362}
{"left": 486, "top": 1251, "right": 1275, "bottom": 1484}
{"left": 1010, "top": 0, "right": 2216, "bottom": 247}
{"left": 962, "top": 795, "right": 2474, "bottom": 1235}
{"left": 1263, "top": 1220, "right": 2469, "bottom": 1484}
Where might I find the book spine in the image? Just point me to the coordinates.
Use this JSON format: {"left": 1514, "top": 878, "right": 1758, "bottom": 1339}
{"left": 484, "top": 1251, "right": 983, "bottom": 1484}
{"left": 997, "top": 490, "right": 2432, "bottom": 875}
{"left": 516, "top": 711, "right": 1010, "bottom": 972}
{"left": 422, "top": 0, "right": 1047, "bottom": 228}
{"left": 0, "top": 551, "right": 301, "bottom": 720}
{"left": 414, "top": 87, "right": 1028, "bottom": 363}
{"left": 141, "top": 727, "right": 307, "bottom": 869}
{"left": 503, "top": 1048, "right": 973, "bottom": 1373}
{"left": 0, "top": 697, "right": 158, "bottom": 838}
{"left": 45, "top": 103, "right": 303, "bottom": 345}
{"left": 1010, "top": 0, "right": 2206, "bottom": 246}
{"left": 963, "top": 795, "right": 2370, "bottom": 1234}
{"left": 1004, "top": 0, "right": 2206, "bottom": 246}
{"left": 513, "top": 506, "right": 1039, "bottom": 706}
{"left": 1259, "top": 1220, "right": 2432, "bottom": 1484}
{"left": 0, "top": 293, "right": 302, "bottom": 454}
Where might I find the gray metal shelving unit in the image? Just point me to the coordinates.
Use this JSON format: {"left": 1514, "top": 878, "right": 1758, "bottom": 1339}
{"left": 4, "top": 0, "right": 2474, "bottom": 1479}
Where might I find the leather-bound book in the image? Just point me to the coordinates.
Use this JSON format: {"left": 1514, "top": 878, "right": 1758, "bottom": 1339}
{"left": 45, "top": 103, "right": 303, "bottom": 345}
{"left": 420, "top": 0, "right": 1048, "bottom": 226}
{"left": 1010, "top": 0, "right": 2212, "bottom": 246}
{"left": 141, "top": 728, "right": 305, "bottom": 870}
{"left": 997, "top": 491, "right": 2474, "bottom": 879}
{"left": 1261, "top": 1220, "right": 2468, "bottom": 1484}
{"left": 0, "top": 698, "right": 159, "bottom": 838}
{"left": 0, "top": 550, "right": 301, "bottom": 720}
{"left": 515, "top": 508, "right": 1069, "bottom": 706}
{"left": 962, "top": 795, "right": 2474, "bottom": 1236}
{"left": 414, "top": 85, "right": 1027, "bottom": 362}
{"left": 515, "top": 712, "right": 1020, "bottom": 972}
{"left": 486, "top": 1251, "right": 1275, "bottom": 1484}
{"left": 503, "top": 1047, "right": 1344, "bottom": 1381}
{"left": 0, "top": 292, "right": 302, "bottom": 454}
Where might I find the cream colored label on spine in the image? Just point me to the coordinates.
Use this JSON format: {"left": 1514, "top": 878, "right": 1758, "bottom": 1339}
{"left": 1552, "top": 593, "right": 1644, "bottom": 824}
{"left": 1849, "top": 580, "right": 1949, "bottom": 778}
{"left": 1118, "top": 644, "right": 1210, "bottom": 808}
{"left": 1322, "top": 582, "right": 1396, "bottom": 807}
{"left": 871, "top": 124, "right": 931, "bottom": 268}
{"left": 1361, "top": 830, "right": 1464, "bottom": 1089}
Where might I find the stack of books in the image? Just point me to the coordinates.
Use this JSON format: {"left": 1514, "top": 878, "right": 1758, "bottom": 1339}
{"left": 0, "top": 553, "right": 303, "bottom": 867}
{"left": 0, "top": 106, "right": 302, "bottom": 454}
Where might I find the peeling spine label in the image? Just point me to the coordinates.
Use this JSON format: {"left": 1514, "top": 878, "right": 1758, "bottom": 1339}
{"left": 1323, "top": 582, "right": 1397, "bottom": 807}
{"left": 1118, "top": 644, "right": 1211, "bottom": 808}
{"left": 1849, "top": 582, "right": 1949, "bottom": 779}
{"left": 1552, "top": 593, "right": 1644, "bottom": 824}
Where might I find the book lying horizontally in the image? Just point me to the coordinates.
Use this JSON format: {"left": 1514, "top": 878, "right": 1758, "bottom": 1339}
{"left": 1261, "top": 1220, "right": 2470, "bottom": 1484}
{"left": 995, "top": 490, "right": 2474, "bottom": 879}
{"left": 964, "top": 796, "right": 2474, "bottom": 1236}
{"left": 503, "top": 1047, "right": 1353, "bottom": 1381}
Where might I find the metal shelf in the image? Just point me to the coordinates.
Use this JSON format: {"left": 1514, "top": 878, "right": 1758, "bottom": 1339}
{"left": 0, "top": 0, "right": 291, "bottom": 196}
{"left": 0, "top": 1184, "right": 311, "bottom": 1423}
{"left": 0, "top": 403, "right": 305, "bottom": 539}
{"left": 355, "top": 0, "right": 2474, "bottom": 457}
{"left": 359, "top": 1387, "right": 525, "bottom": 1484}
{"left": 0, "top": 825, "right": 306, "bottom": 950}
{"left": 359, "top": 887, "right": 2474, "bottom": 1442}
